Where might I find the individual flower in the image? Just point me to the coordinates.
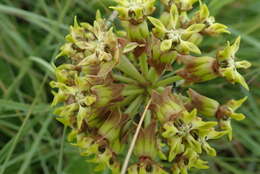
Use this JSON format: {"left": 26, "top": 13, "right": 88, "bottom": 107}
{"left": 186, "top": 88, "right": 247, "bottom": 139}
{"left": 216, "top": 97, "right": 247, "bottom": 140}
{"left": 162, "top": 109, "right": 223, "bottom": 161}
{"left": 149, "top": 35, "right": 177, "bottom": 74}
{"left": 50, "top": 75, "right": 123, "bottom": 129}
{"left": 217, "top": 37, "right": 251, "bottom": 90}
{"left": 74, "top": 133, "right": 121, "bottom": 173}
{"left": 160, "top": 0, "right": 199, "bottom": 11}
{"left": 192, "top": 2, "right": 230, "bottom": 36}
{"left": 111, "top": 0, "right": 156, "bottom": 24}
{"left": 171, "top": 148, "right": 208, "bottom": 174}
{"left": 128, "top": 158, "right": 168, "bottom": 174}
{"left": 57, "top": 11, "right": 121, "bottom": 77}
{"left": 148, "top": 4, "right": 205, "bottom": 54}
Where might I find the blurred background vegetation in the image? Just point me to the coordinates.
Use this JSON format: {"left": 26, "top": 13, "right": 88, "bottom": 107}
{"left": 0, "top": 0, "right": 259, "bottom": 174}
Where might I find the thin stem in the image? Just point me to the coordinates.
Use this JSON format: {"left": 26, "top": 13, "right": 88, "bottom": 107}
{"left": 155, "top": 75, "right": 182, "bottom": 87}
{"left": 139, "top": 53, "right": 149, "bottom": 79}
{"left": 147, "top": 67, "right": 159, "bottom": 84}
{"left": 124, "top": 95, "right": 143, "bottom": 115}
{"left": 122, "top": 88, "right": 144, "bottom": 96}
{"left": 116, "top": 56, "right": 146, "bottom": 84}
{"left": 120, "top": 99, "right": 152, "bottom": 174}
{"left": 113, "top": 74, "right": 138, "bottom": 84}
{"left": 57, "top": 126, "right": 67, "bottom": 174}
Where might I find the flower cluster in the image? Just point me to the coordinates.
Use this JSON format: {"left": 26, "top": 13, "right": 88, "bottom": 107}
{"left": 50, "top": 0, "right": 250, "bottom": 174}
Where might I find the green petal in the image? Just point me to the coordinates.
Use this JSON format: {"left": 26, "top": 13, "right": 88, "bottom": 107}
{"left": 180, "top": 40, "right": 201, "bottom": 54}
{"left": 123, "top": 42, "right": 139, "bottom": 53}
{"left": 186, "top": 24, "right": 205, "bottom": 33}
{"left": 235, "top": 71, "right": 249, "bottom": 90}
{"left": 229, "top": 112, "right": 246, "bottom": 120}
{"left": 148, "top": 16, "right": 167, "bottom": 33}
{"left": 199, "top": 3, "right": 210, "bottom": 21}
{"left": 169, "top": 4, "right": 179, "bottom": 29}
{"left": 226, "top": 97, "right": 247, "bottom": 111}
{"left": 235, "top": 60, "right": 251, "bottom": 69}
{"left": 160, "top": 39, "right": 173, "bottom": 52}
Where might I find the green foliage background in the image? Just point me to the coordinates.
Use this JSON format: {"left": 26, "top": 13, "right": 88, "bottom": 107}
{"left": 0, "top": 0, "right": 259, "bottom": 174}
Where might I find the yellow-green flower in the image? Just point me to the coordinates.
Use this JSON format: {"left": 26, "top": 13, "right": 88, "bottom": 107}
{"left": 192, "top": 2, "right": 230, "bottom": 36}
{"left": 111, "top": 0, "right": 156, "bottom": 24}
{"left": 171, "top": 148, "right": 209, "bottom": 174}
{"left": 217, "top": 37, "right": 251, "bottom": 90}
{"left": 148, "top": 4, "right": 205, "bottom": 54}
{"left": 57, "top": 11, "right": 121, "bottom": 77}
{"left": 187, "top": 88, "right": 247, "bottom": 140}
{"left": 128, "top": 158, "right": 168, "bottom": 174}
{"left": 162, "top": 109, "right": 223, "bottom": 161}
{"left": 160, "top": 0, "right": 199, "bottom": 11}
{"left": 217, "top": 97, "right": 247, "bottom": 140}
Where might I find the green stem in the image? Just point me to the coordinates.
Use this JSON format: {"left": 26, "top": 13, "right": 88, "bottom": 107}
{"left": 116, "top": 56, "right": 146, "bottom": 83}
{"left": 120, "top": 95, "right": 137, "bottom": 108}
{"left": 125, "top": 95, "right": 143, "bottom": 116}
{"left": 147, "top": 67, "right": 159, "bottom": 83}
{"left": 139, "top": 53, "right": 149, "bottom": 79}
{"left": 122, "top": 88, "right": 144, "bottom": 96}
{"left": 155, "top": 75, "right": 182, "bottom": 87}
{"left": 113, "top": 74, "right": 138, "bottom": 84}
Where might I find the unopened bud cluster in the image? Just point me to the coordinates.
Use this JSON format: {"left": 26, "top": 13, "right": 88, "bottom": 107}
{"left": 50, "top": 0, "right": 250, "bottom": 173}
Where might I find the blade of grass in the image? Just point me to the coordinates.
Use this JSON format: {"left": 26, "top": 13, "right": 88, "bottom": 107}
{"left": 17, "top": 115, "right": 52, "bottom": 174}
{"left": 57, "top": 126, "right": 67, "bottom": 174}
{"left": 0, "top": 75, "right": 48, "bottom": 174}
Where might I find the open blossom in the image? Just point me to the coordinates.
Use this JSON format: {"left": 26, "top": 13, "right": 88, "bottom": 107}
{"left": 161, "top": 0, "right": 199, "bottom": 11}
{"left": 111, "top": 0, "right": 156, "bottom": 24}
{"left": 217, "top": 37, "right": 251, "bottom": 90}
{"left": 50, "top": 0, "right": 250, "bottom": 174}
